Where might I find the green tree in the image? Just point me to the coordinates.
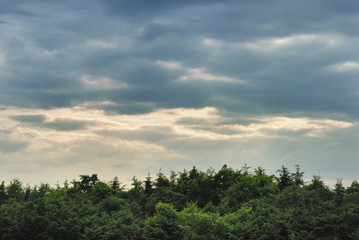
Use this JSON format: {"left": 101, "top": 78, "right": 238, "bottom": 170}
{"left": 276, "top": 166, "right": 293, "bottom": 191}
{"left": 143, "top": 203, "right": 183, "bottom": 240}
{"left": 42, "top": 189, "right": 83, "bottom": 240}
{"left": 0, "top": 181, "right": 8, "bottom": 205}
{"left": 292, "top": 165, "right": 304, "bottom": 186}
{"left": 179, "top": 203, "right": 229, "bottom": 240}
{"left": 84, "top": 197, "right": 142, "bottom": 240}
{"left": 6, "top": 179, "right": 24, "bottom": 201}
{"left": 91, "top": 181, "right": 116, "bottom": 204}
{"left": 144, "top": 174, "right": 153, "bottom": 195}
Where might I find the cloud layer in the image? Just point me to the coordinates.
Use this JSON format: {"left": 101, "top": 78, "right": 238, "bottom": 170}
{"left": 0, "top": 0, "right": 358, "bottom": 185}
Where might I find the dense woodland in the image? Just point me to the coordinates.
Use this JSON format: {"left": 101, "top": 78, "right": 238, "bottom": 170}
{"left": 1, "top": 165, "right": 359, "bottom": 239}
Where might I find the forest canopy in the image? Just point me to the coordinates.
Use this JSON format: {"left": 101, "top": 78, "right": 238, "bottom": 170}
{"left": 1, "top": 165, "right": 359, "bottom": 239}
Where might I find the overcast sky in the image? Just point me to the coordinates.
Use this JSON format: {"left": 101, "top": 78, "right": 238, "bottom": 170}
{"left": 1, "top": 0, "right": 359, "bottom": 186}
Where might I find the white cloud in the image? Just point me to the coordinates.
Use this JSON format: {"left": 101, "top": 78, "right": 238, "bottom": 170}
{"left": 87, "top": 40, "right": 117, "bottom": 49}
{"left": 156, "top": 60, "right": 244, "bottom": 83}
{"left": 156, "top": 60, "right": 183, "bottom": 70}
{"left": 201, "top": 38, "right": 223, "bottom": 48}
{"left": 4, "top": 106, "right": 354, "bottom": 144}
{"left": 86, "top": 37, "right": 133, "bottom": 51}
{"left": 326, "top": 61, "right": 359, "bottom": 72}
{"left": 178, "top": 68, "right": 241, "bottom": 83}
{"left": 243, "top": 34, "right": 343, "bottom": 53}
{"left": 80, "top": 74, "right": 128, "bottom": 90}
{"left": 226, "top": 117, "right": 353, "bottom": 137}
{"left": 175, "top": 116, "right": 353, "bottom": 140}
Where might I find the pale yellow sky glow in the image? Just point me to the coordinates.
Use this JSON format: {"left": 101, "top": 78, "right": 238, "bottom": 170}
{"left": 2, "top": 105, "right": 353, "bottom": 143}
{"left": 1, "top": 104, "right": 356, "bottom": 185}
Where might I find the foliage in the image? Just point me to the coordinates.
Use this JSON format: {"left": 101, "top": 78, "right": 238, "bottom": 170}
{"left": 1, "top": 165, "right": 359, "bottom": 239}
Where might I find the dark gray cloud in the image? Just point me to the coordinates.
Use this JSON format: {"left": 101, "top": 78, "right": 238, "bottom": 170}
{"left": 99, "top": 101, "right": 157, "bottom": 115}
{"left": 10, "top": 115, "right": 89, "bottom": 131}
{"left": 99, "top": 0, "right": 218, "bottom": 21}
{"left": 0, "top": 140, "right": 28, "bottom": 154}
{"left": 11, "top": 114, "right": 46, "bottom": 123}
{"left": 1, "top": 0, "right": 358, "bottom": 119}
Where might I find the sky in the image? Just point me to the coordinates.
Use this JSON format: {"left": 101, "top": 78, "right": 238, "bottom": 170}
{"left": 0, "top": 0, "right": 359, "bottom": 186}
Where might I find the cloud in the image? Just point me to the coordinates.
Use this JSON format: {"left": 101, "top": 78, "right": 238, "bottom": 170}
{"left": 5, "top": 106, "right": 354, "bottom": 143}
{"left": 1, "top": 0, "right": 359, "bottom": 185}
{"left": 0, "top": 139, "right": 28, "bottom": 154}
{"left": 174, "top": 115, "right": 353, "bottom": 140}
{"left": 10, "top": 114, "right": 90, "bottom": 132}
{"left": 44, "top": 119, "right": 89, "bottom": 132}
{"left": 326, "top": 61, "right": 359, "bottom": 72}
{"left": 178, "top": 68, "right": 241, "bottom": 83}
{"left": 11, "top": 114, "right": 46, "bottom": 123}
{"left": 0, "top": 104, "right": 358, "bottom": 185}
{"left": 156, "top": 60, "right": 244, "bottom": 83}
{"left": 80, "top": 74, "right": 128, "bottom": 90}
{"left": 86, "top": 40, "right": 117, "bottom": 49}
{"left": 0, "top": 52, "right": 5, "bottom": 66}
{"left": 1, "top": 0, "right": 358, "bottom": 118}
{"left": 156, "top": 60, "right": 183, "bottom": 70}
{"left": 242, "top": 34, "right": 342, "bottom": 53}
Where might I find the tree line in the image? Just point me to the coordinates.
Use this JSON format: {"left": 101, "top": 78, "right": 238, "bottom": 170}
{"left": 1, "top": 165, "right": 359, "bottom": 239}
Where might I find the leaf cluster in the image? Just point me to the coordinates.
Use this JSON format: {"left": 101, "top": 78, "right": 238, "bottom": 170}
{"left": 1, "top": 165, "right": 359, "bottom": 239}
